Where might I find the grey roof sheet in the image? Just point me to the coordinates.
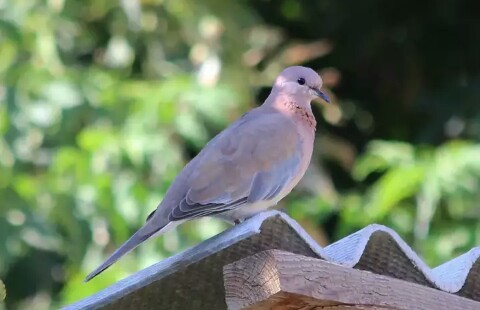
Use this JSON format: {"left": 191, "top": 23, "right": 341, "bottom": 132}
{"left": 63, "top": 211, "right": 480, "bottom": 310}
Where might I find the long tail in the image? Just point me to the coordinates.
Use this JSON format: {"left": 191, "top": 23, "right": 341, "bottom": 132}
{"left": 84, "top": 223, "right": 164, "bottom": 282}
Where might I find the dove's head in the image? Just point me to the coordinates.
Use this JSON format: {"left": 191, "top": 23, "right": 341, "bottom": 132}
{"left": 273, "top": 66, "right": 330, "bottom": 104}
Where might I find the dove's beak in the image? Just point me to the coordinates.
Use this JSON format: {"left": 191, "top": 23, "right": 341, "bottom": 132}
{"left": 312, "top": 88, "right": 330, "bottom": 103}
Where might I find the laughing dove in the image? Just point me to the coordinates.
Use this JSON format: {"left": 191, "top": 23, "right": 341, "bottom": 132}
{"left": 85, "top": 66, "right": 330, "bottom": 281}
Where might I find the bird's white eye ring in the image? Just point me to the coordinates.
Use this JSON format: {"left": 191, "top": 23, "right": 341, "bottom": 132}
{"left": 297, "top": 78, "right": 306, "bottom": 85}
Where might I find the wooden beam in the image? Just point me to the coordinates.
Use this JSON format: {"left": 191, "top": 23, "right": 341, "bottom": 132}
{"left": 223, "top": 250, "right": 480, "bottom": 310}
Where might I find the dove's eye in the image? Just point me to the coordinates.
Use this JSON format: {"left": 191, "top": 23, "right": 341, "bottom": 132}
{"left": 297, "top": 78, "right": 306, "bottom": 85}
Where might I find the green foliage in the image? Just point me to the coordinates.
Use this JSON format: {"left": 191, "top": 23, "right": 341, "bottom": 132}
{"left": 344, "top": 141, "right": 480, "bottom": 264}
{"left": 0, "top": 279, "right": 5, "bottom": 302}
{"left": 1, "top": 0, "right": 479, "bottom": 309}
{"left": 0, "top": 0, "right": 255, "bottom": 308}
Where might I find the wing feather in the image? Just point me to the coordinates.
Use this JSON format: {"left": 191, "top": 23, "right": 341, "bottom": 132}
{"left": 168, "top": 110, "right": 302, "bottom": 221}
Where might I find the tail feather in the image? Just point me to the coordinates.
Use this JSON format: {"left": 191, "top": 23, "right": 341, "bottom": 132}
{"left": 84, "top": 225, "right": 160, "bottom": 282}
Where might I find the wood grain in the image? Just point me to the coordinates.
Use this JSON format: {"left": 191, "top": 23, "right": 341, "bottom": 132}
{"left": 224, "top": 250, "right": 480, "bottom": 310}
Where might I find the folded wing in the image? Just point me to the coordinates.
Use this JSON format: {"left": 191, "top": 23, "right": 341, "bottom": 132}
{"left": 169, "top": 112, "right": 301, "bottom": 220}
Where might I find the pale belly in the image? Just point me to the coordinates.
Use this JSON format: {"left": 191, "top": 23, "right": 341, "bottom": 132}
{"left": 215, "top": 123, "right": 314, "bottom": 223}
{"left": 214, "top": 161, "right": 310, "bottom": 223}
{"left": 214, "top": 199, "right": 279, "bottom": 223}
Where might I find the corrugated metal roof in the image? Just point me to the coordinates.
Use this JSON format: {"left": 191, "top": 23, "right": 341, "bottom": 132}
{"left": 63, "top": 211, "right": 480, "bottom": 309}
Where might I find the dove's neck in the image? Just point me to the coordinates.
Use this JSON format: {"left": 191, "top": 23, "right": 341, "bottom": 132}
{"left": 265, "top": 92, "right": 317, "bottom": 131}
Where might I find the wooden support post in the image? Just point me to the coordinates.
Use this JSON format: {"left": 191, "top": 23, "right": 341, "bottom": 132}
{"left": 223, "top": 250, "right": 480, "bottom": 310}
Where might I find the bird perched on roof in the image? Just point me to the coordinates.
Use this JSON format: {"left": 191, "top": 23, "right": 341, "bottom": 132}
{"left": 85, "top": 66, "right": 330, "bottom": 281}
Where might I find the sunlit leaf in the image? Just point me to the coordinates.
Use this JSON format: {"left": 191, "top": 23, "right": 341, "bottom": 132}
{"left": 364, "top": 165, "right": 425, "bottom": 220}
{"left": 353, "top": 140, "right": 416, "bottom": 180}
{"left": 0, "top": 279, "right": 5, "bottom": 301}
{"left": 42, "top": 81, "right": 82, "bottom": 109}
{"left": 77, "top": 127, "right": 117, "bottom": 152}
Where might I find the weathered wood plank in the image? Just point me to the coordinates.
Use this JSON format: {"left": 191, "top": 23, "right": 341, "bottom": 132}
{"left": 224, "top": 250, "right": 480, "bottom": 310}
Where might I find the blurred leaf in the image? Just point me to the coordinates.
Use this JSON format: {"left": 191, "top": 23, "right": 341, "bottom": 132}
{"left": 77, "top": 127, "right": 117, "bottom": 152}
{"left": 365, "top": 165, "right": 425, "bottom": 220}
{"left": 353, "top": 140, "right": 416, "bottom": 180}
{"left": 0, "top": 106, "right": 8, "bottom": 135}
{"left": 0, "top": 279, "right": 5, "bottom": 301}
{"left": 42, "top": 81, "right": 82, "bottom": 109}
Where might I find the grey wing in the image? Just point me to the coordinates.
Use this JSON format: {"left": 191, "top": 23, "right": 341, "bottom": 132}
{"left": 168, "top": 112, "right": 302, "bottom": 221}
